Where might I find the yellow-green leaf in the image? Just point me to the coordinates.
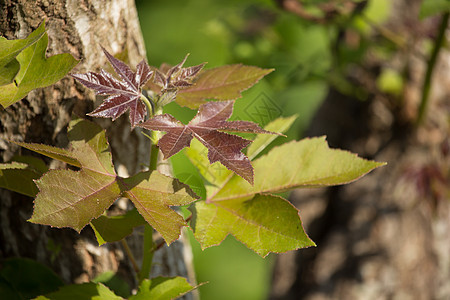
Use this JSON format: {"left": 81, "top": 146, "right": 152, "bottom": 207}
{"left": 190, "top": 194, "right": 315, "bottom": 257}
{"left": 0, "top": 24, "right": 78, "bottom": 108}
{"left": 130, "top": 277, "right": 200, "bottom": 300}
{"left": 246, "top": 114, "right": 297, "bottom": 160}
{"left": 209, "top": 137, "right": 386, "bottom": 201}
{"left": 122, "top": 171, "right": 199, "bottom": 245}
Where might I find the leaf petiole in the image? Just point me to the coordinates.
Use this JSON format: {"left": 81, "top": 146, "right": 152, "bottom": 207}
{"left": 140, "top": 92, "right": 155, "bottom": 119}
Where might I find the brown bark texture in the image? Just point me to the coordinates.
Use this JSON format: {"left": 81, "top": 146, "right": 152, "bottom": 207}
{"left": 270, "top": 1, "right": 449, "bottom": 299}
{"left": 0, "top": 0, "right": 191, "bottom": 290}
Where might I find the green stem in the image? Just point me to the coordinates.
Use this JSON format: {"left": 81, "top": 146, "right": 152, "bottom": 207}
{"left": 121, "top": 239, "right": 140, "bottom": 279}
{"left": 137, "top": 105, "right": 163, "bottom": 283}
{"left": 417, "top": 12, "right": 449, "bottom": 125}
{"left": 138, "top": 224, "right": 155, "bottom": 283}
{"left": 140, "top": 94, "right": 154, "bottom": 119}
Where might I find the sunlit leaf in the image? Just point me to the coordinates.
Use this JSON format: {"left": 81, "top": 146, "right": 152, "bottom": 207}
{"left": 176, "top": 64, "right": 274, "bottom": 108}
{"left": 130, "top": 277, "right": 199, "bottom": 300}
{"left": 185, "top": 115, "right": 296, "bottom": 192}
{"left": 121, "top": 171, "right": 199, "bottom": 245}
{"left": 27, "top": 119, "right": 121, "bottom": 232}
{"left": 247, "top": 115, "right": 297, "bottom": 160}
{"left": 0, "top": 25, "right": 78, "bottom": 108}
{"left": 185, "top": 139, "right": 232, "bottom": 187}
{"left": 0, "top": 22, "right": 46, "bottom": 85}
{"left": 153, "top": 54, "right": 206, "bottom": 91}
{"left": 190, "top": 194, "right": 315, "bottom": 257}
{"left": 29, "top": 168, "right": 120, "bottom": 232}
{"left": 139, "top": 101, "right": 279, "bottom": 184}
{"left": 71, "top": 47, "right": 153, "bottom": 127}
{"left": 209, "top": 137, "right": 386, "bottom": 201}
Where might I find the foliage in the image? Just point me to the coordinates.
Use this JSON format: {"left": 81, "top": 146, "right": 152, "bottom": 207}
{"left": 0, "top": 19, "right": 385, "bottom": 299}
{"left": 139, "top": 100, "right": 280, "bottom": 184}
{"left": 0, "top": 21, "right": 78, "bottom": 108}
{"left": 71, "top": 47, "right": 153, "bottom": 127}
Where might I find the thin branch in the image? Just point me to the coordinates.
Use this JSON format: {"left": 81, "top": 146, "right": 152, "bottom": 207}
{"left": 121, "top": 239, "right": 140, "bottom": 276}
{"left": 417, "top": 12, "right": 449, "bottom": 125}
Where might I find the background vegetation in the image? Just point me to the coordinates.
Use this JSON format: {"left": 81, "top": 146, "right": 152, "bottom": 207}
{"left": 135, "top": 0, "right": 450, "bottom": 299}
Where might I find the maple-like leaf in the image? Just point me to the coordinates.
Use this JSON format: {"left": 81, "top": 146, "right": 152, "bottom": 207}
{"left": 153, "top": 54, "right": 206, "bottom": 92}
{"left": 149, "top": 54, "right": 206, "bottom": 107}
{"left": 14, "top": 118, "right": 197, "bottom": 244}
{"left": 139, "top": 100, "right": 280, "bottom": 184}
{"left": 71, "top": 47, "right": 153, "bottom": 127}
{"left": 176, "top": 64, "right": 274, "bottom": 109}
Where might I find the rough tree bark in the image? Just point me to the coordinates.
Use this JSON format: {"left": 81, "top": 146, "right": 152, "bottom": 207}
{"left": 0, "top": 0, "right": 193, "bottom": 292}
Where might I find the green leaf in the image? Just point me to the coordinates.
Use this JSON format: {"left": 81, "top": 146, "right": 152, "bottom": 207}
{"left": 0, "top": 25, "right": 78, "bottom": 108}
{"left": 130, "top": 277, "right": 199, "bottom": 300}
{"left": 11, "top": 142, "right": 81, "bottom": 167}
{"left": 0, "top": 161, "right": 42, "bottom": 197}
{"left": 27, "top": 119, "right": 121, "bottom": 232}
{"left": 209, "top": 137, "right": 386, "bottom": 201}
{"left": 90, "top": 209, "right": 146, "bottom": 246}
{"left": 0, "top": 59, "right": 20, "bottom": 86}
{"left": 176, "top": 64, "right": 274, "bottom": 109}
{"left": 246, "top": 114, "right": 297, "bottom": 160}
{"left": 185, "top": 115, "right": 296, "bottom": 189}
{"left": 92, "top": 271, "right": 130, "bottom": 298}
{"left": 16, "top": 118, "right": 197, "bottom": 243}
{"left": 12, "top": 155, "right": 49, "bottom": 173}
{"left": 0, "top": 22, "right": 45, "bottom": 68}
{"left": 0, "top": 258, "right": 64, "bottom": 300}
{"left": 121, "top": 171, "right": 199, "bottom": 245}
{"left": 0, "top": 156, "right": 48, "bottom": 197}
{"left": 34, "top": 282, "right": 121, "bottom": 300}
{"left": 419, "top": 0, "right": 450, "bottom": 19}
{"left": 190, "top": 194, "right": 315, "bottom": 257}
{"left": 0, "top": 276, "right": 21, "bottom": 300}
{"left": 185, "top": 138, "right": 232, "bottom": 187}
{"left": 0, "top": 22, "right": 46, "bottom": 85}
{"left": 67, "top": 118, "right": 115, "bottom": 173}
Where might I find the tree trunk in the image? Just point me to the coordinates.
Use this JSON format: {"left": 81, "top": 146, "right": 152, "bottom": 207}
{"left": 0, "top": 0, "right": 192, "bottom": 292}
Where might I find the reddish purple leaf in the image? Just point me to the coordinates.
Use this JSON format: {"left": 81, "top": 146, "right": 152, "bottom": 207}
{"left": 71, "top": 48, "right": 153, "bottom": 127}
{"left": 153, "top": 54, "right": 206, "bottom": 91}
{"left": 139, "top": 101, "right": 280, "bottom": 184}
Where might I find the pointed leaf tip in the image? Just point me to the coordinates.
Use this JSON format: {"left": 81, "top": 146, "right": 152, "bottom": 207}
{"left": 140, "top": 101, "right": 278, "bottom": 184}
{"left": 72, "top": 48, "right": 153, "bottom": 126}
{"left": 190, "top": 194, "right": 315, "bottom": 257}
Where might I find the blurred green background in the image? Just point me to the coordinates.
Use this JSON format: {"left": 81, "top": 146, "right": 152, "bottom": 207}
{"left": 135, "top": 0, "right": 394, "bottom": 299}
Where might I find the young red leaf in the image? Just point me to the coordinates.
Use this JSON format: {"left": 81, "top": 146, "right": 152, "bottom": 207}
{"left": 71, "top": 47, "right": 153, "bottom": 127}
{"left": 153, "top": 54, "right": 206, "bottom": 92}
{"left": 139, "top": 100, "right": 280, "bottom": 184}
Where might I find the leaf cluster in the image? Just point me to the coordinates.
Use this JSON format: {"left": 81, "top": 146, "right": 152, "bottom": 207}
{"left": 0, "top": 23, "right": 387, "bottom": 299}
